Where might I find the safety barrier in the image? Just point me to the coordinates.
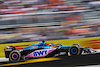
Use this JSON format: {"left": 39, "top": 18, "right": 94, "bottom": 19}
{"left": 0, "top": 37, "right": 100, "bottom": 57}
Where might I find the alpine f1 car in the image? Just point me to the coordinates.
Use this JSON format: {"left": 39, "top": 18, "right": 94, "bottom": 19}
{"left": 4, "top": 41, "right": 96, "bottom": 61}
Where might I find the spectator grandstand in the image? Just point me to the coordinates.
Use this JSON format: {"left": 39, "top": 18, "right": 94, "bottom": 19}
{"left": 0, "top": 0, "right": 100, "bottom": 44}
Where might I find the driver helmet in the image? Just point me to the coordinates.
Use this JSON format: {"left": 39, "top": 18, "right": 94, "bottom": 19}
{"left": 42, "top": 40, "right": 45, "bottom": 43}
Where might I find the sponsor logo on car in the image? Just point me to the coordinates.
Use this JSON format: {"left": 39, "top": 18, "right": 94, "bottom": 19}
{"left": 33, "top": 50, "right": 47, "bottom": 57}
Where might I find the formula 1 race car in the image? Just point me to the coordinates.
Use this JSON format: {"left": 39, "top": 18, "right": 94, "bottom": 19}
{"left": 4, "top": 41, "right": 96, "bottom": 61}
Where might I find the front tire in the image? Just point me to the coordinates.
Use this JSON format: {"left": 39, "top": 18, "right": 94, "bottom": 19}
{"left": 9, "top": 50, "right": 21, "bottom": 61}
{"left": 69, "top": 45, "right": 81, "bottom": 56}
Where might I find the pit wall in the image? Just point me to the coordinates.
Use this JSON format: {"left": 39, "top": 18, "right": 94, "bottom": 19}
{"left": 0, "top": 37, "right": 100, "bottom": 57}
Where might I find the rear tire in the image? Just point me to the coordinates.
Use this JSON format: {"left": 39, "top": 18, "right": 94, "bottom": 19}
{"left": 9, "top": 50, "right": 21, "bottom": 61}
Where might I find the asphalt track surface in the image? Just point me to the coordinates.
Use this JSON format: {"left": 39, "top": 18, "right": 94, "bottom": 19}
{"left": 1, "top": 52, "right": 100, "bottom": 67}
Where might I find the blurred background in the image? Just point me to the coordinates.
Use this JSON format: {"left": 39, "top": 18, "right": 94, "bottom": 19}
{"left": 0, "top": 0, "right": 100, "bottom": 44}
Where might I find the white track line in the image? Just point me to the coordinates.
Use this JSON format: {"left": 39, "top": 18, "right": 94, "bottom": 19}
{"left": 0, "top": 57, "right": 9, "bottom": 62}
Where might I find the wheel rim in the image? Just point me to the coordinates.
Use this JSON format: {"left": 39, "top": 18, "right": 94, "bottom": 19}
{"left": 9, "top": 51, "right": 21, "bottom": 61}
{"left": 12, "top": 53, "right": 18, "bottom": 60}
{"left": 70, "top": 47, "right": 78, "bottom": 55}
